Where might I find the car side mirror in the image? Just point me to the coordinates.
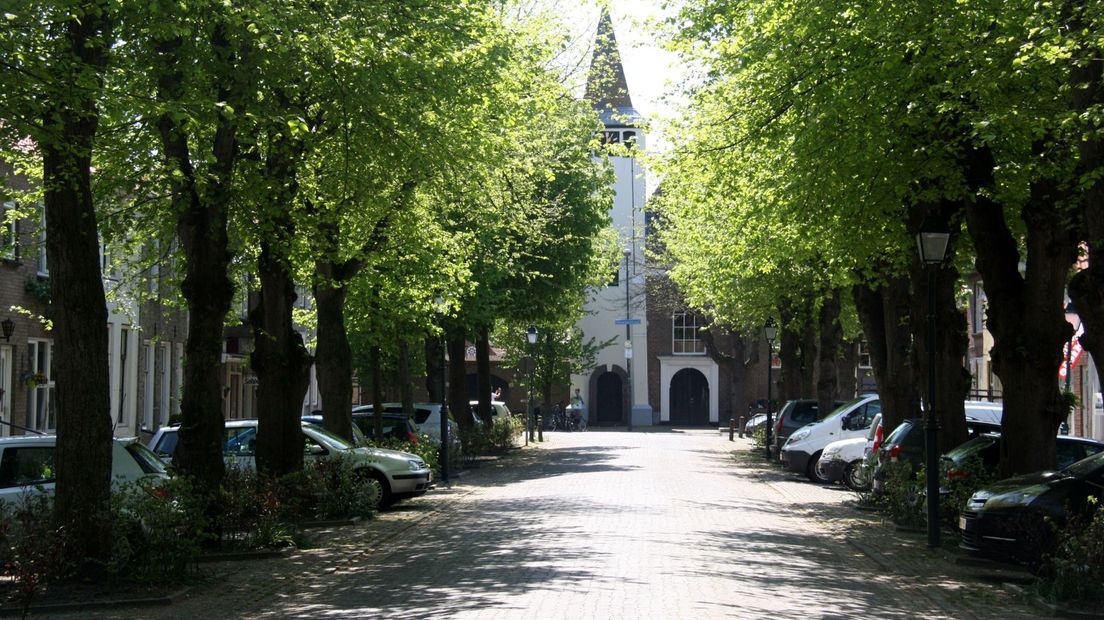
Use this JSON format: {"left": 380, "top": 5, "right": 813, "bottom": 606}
{"left": 307, "top": 444, "right": 326, "bottom": 456}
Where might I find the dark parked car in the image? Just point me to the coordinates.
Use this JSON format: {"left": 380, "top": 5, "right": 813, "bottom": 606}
{"left": 744, "top": 413, "right": 767, "bottom": 437}
{"left": 959, "top": 450, "right": 1104, "bottom": 565}
{"left": 769, "top": 399, "right": 844, "bottom": 458}
{"left": 871, "top": 402, "right": 1004, "bottom": 493}
{"left": 943, "top": 433, "right": 1104, "bottom": 488}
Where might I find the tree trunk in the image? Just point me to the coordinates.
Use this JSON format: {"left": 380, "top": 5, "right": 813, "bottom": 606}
{"left": 425, "top": 335, "right": 444, "bottom": 404}
{"left": 314, "top": 276, "right": 353, "bottom": 442}
{"left": 371, "top": 344, "right": 384, "bottom": 440}
{"left": 251, "top": 241, "right": 312, "bottom": 477}
{"left": 155, "top": 26, "right": 240, "bottom": 505}
{"left": 908, "top": 248, "right": 971, "bottom": 452}
{"left": 777, "top": 300, "right": 802, "bottom": 401}
{"left": 964, "top": 145, "right": 1079, "bottom": 476}
{"left": 836, "top": 340, "right": 859, "bottom": 399}
{"left": 816, "top": 290, "right": 842, "bottom": 418}
{"left": 800, "top": 318, "right": 818, "bottom": 398}
{"left": 42, "top": 5, "right": 114, "bottom": 564}
{"left": 475, "top": 325, "right": 493, "bottom": 424}
{"left": 852, "top": 277, "right": 921, "bottom": 431}
{"left": 447, "top": 328, "right": 474, "bottom": 430}
{"left": 399, "top": 339, "right": 414, "bottom": 416}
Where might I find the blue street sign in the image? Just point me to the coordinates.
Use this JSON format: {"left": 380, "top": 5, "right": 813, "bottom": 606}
{"left": 614, "top": 318, "right": 641, "bottom": 325}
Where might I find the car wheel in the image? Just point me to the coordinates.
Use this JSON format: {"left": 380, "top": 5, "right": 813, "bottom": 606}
{"left": 806, "top": 451, "right": 829, "bottom": 483}
{"left": 364, "top": 470, "right": 393, "bottom": 509}
{"left": 844, "top": 461, "right": 870, "bottom": 492}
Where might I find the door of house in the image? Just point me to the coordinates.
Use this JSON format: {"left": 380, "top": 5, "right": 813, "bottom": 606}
{"left": 670, "top": 368, "right": 709, "bottom": 426}
{"left": 596, "top": 372, "right": 623, "bottom": 425}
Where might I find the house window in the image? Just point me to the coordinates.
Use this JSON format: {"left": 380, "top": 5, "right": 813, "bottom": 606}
{"left": 600, "top": 131, "right": 621, "bottom": 145}
{"left": 0, "top": 202, "right": 18, "bottom": 261}
{"left": 36, "top": 210, "right": 47, "bottom": 275}
{"left": 972, "top": 281, "right": 986, "bottom": 334}
{"left": 672, "top": 312, "right": 705, "bottom": 355}
{"left": 159, "top": 343, "right": 171, "bottom": 426}
{"left": 27, "top": 339, "right": 55, "bottom": 432}
{"left": 143, "top": 341, "right": 155, "bottom": 430}
{"left": 858, "top": 342, "right": 872, "bottom": 369}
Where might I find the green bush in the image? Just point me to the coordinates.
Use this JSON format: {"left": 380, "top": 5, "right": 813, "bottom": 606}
{"left": 1037, "top": 498, "right": 1104, "bottom": 603}
{"left": 751, "top": 425, "right": 766, "bottom": 449}
{"left": 870, "top": 460, "right": 924, "bottom": 527}
{"left": 0, "top": 492, "right": 69, "bottom": 611}
{"left": 486, "top": 416, "right": 524, "bottom": 450}
{"left": 938, "top": 455, "right": 994, "bottom": 529}
{"left": 109, "top": 477, "right": 207, "bottom": 582}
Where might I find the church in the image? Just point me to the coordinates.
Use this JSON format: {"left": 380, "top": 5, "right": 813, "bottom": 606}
{"left": 573, "top": 11, "right": 773, "bottom": 428}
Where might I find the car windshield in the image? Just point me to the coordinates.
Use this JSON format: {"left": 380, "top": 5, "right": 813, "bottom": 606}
{"left": 153, "top": 430, "right": 178, "bottom": 457}
{"left": 944, "top": 435, "right": 996, "bottom": 460}
{"left": 124, "top": 441, "right": 169, "bottom": 474}
{"left": 306, "top": 424, "right": 354, "bottom": 451}
{"left": 1063, "top": 449, "right": 1104, "bottom": 477}
{"left": 883, "top": 420, "right": 914, "bottom": 447}
{"left": 820, "top": 397, "right": 868, "bottom": 422}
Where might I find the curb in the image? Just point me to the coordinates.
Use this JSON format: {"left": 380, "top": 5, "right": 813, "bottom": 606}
{"left": 1002, "top": 583, "right": 1104, "bottom": 619}
{"left": 0, "top": 586, "right": 190, "bottom": 617}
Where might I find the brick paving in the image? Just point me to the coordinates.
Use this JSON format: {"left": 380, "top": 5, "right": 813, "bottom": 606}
{"left": 52, "top": 429, "right": 1039, "bottom": 619}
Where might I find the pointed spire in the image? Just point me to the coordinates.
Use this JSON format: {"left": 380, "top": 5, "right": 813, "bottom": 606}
{"left": 585, "top": 9, "right": 639, "bottom": 126}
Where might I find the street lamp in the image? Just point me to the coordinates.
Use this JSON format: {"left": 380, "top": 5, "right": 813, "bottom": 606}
{"left": 764, "top": 318, "right": 777, "bottom": 460}
{"left": 624, "top": 247, "right": 633, "bottom": 431}
{"left": 527, "top": 325, "right": 537, "bottom": 445}
{"left": 917, "top": 218, "right": 950, "bottom": 549}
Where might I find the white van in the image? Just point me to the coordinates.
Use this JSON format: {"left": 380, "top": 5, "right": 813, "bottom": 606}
{"left": 780, "top": 394, "right": 882, "bottom": 482}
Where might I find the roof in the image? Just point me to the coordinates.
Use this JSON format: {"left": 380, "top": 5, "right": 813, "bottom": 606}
{"left": 584, "top": 10, "right": 641, "bottom": 127}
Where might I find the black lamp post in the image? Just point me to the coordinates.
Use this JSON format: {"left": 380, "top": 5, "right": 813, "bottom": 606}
{"left": 917, "top": 219, "right": 951, "bottom": 549}
{"left": 0, "top": 318, "right": 13, "bottom": 342}
{"left": 764, "top": 318, "right": 777, "bottom": 460}
{"left": 624, "top": 247, "right": 633, "bottom": 432}
{"left": 527, "top": 325, "right": 537, "bottom": 445}
{"left": 435, "top": 296, "right": 449, "bottom": 485}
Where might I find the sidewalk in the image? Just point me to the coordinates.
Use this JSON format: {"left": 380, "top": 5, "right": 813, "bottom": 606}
{"left": 728, "top": 438, "right": 1039, "bottom": 619}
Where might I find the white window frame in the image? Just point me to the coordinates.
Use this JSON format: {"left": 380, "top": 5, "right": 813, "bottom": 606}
{"left": 36, "top": 209, "right": 47, "bottom": 276}
{"left": 972, "top": 281, "right": 987, "bottom": 335}
{"left": 0, "top": 201, "right": 17, "bottom": 261}
{"left": 173, "top": 342, "right": 184, "bottom": 417}
{"left": 159, "top": 343, "right": 171, "bottom": 426}
{"left": 27, "top": 339, "right": 55, "bottom": 432}
{"left": 0, "top": 345, "right": 11, "bottom": 437}
{"left": 143, "top": 340, "right": 155, "bottom": 430}
{"left": 857, "top": 341, "right": 873, "bottom": 369}
{"left": 672, "top": 312, "right": 705, "bottom": 355}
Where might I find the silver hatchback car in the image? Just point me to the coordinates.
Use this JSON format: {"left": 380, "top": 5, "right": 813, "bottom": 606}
{"left": 147, "top": 420, "right": 432, "bottom": 508}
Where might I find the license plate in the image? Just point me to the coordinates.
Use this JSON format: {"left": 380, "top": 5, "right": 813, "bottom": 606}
{"left": 959, "top": 516, "right": 971, "bottom": 531}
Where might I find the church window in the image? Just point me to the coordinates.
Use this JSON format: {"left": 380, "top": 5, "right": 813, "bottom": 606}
{"left": 672, "top": 312, "right": 705, "bottom": 355}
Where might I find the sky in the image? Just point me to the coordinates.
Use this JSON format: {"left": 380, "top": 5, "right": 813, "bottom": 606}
{"left": 556, "top": 0, "right": 686, "bottom": 152}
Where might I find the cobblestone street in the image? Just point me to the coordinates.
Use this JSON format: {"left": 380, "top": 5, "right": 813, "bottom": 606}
{"left": 60, "top": 429, "right": 1038, "bottom": 619}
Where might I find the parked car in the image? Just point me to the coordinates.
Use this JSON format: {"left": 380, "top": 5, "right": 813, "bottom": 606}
{"left": 744, "top": 413, "right": 768, "bottom": 436}
{"left": 353, "top": 403, "right": 462, "bottom": 454}
{"left": 0, "top": 435, "right": 168, "bottom": 504}
{"left": 942, "top": 433, "right": 1104, "bottom": 491}
{"left": 959, "top": 450, "right": 1104, "bottom": 565}
{"left": 780, "top": 394, "right": 882, "bottom": 482}
{"left": 770, "top": 399, "right": 846, "bottom": 458}
{"left": 305, "top": 413, "right": 418, "bottom": 445}
{"left": 870, "top": 402, "right": 1005, "bottom": 493}
{"left": 469, "top": 400, "right": 513, "bottom": 423}
{"left": 147, "top": 420, "right": 431, "bottom": 507}
{"left": 815, "top": 413, "right": 882, "bottom": 491}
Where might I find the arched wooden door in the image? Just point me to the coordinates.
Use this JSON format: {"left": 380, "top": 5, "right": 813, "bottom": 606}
{"left": 670, "top": 368, "right": 709, "bottom": 425}
{"left": 595, "top": 371, "right": 624, "bottom": 425}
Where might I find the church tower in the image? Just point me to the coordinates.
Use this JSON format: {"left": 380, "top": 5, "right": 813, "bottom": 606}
{"left": 575, "top": 10, "right": 652, "bottom": 427}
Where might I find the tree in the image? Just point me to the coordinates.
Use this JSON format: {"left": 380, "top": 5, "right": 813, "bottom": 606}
{"left": 0, "top": 0, "right": 116, "bottom": 565}
{"left": 657, "top": 0, "right": 1084, "bottom": 473}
